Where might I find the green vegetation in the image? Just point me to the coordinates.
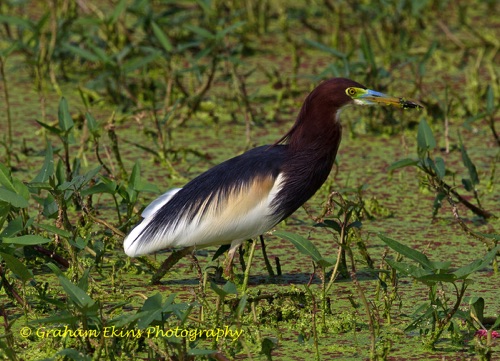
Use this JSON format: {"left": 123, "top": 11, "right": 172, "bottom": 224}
{"left": 0, "top": 1, "right": 498, "bottom": 360}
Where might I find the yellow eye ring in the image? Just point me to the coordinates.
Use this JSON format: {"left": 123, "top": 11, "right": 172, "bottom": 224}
{"left": 346, "top": 87, "right": 357, "bottom": 96}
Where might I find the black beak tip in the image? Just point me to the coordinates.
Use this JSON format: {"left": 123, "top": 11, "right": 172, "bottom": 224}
{"left": 401, "top": 99, "right": 424, "bottom": 110}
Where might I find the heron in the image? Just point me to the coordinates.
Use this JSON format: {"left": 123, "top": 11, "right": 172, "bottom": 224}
{"left": 124, "top": 77, "right": 421, "bottom": 286}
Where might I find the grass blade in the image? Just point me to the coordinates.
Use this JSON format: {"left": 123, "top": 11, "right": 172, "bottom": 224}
{"left": 152, "top": 21, "right": 173, "bottom": 53}
{"left": 58, "top": 97, "right": 74, "bottom": 133}
{"left": 32, "top": 142, "right": 54, "bottom": 183}
{"left": 0, "top": 252, "right": 33, "bottom": 282}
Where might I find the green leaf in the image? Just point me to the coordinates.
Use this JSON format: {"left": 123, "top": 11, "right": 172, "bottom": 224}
{"left": 85, "top": 113, "right": 99, "bottom": 136}
{"left": 78, "top": 269, "right": 91, "bottom": 292}
{"left": 223, "top": 281, "right": 237, "bottom": 295}
{"left": 432, "top": 192, "right": 446, "bottom": 217}
{"left": 434, "top": 157, "right": 445, "bottom": 180}
{"left": 404, "top": 304, "right": 435, "bottom": 333}
{"left": 58, "top": 97, "right": 74, "bottom": 133}
{"left": 62, "top": 43, "right": 100, "bottom": 62}
{"left": 215, "top": 21, "right": 245, "bottom": 39}
{"left": 210, "top": 282, "right": 228, "bottom": 298}
{"left": 314, "top": 219, "right": 341, "bottom": 233}
{"left": 32, "top": 143, "right": 54, "bottom": 183}
{"left": 469, "top": 297, "right": 484, "bottom": 324}
{"left": 475, "top": 232, "right": 500, "bottom": 241}
{"left": 45, "top": 262, "right": 63, "bottom": 276}
{"left": 453, "top": 246, "right": 498, "bottom": 279}
{"left": 417, "top": 118, "right": 436, "bottom": 153}
{"left": 81, "top": 181, "right": 118, "bottom": 196}
{"left": 388, "top": 158, "right": 419, "bottom": 171}
{"left": 135, "top": 179, "right": 160, "bottom": 193}
{"left": 0, "top": 163, "right": 15, "bottom": 192}
{"left": 460, "top": 143, "right": 479, "bottom": 186}
{"left": 86, "top": 42, "right": 112, "bottom": 63}
{"left": 13, "top": 178, "right": 29, "bottom": 200}
{"left": 34, "top": 223, "right": 72, "bottom": 238}
{"left": 32, "top": 311, "right": 79, "bottom": 325}
{"left": 385, "top": 259, "right": 432, "bottom": 278}
{"left": 122, "top": 51, "right": 161, "bottom": 74}
{"left": 27, "top": 182, "right": 52, "bottom": 190}
{"left": 486, "top": 84, "right": 494, "bottom": 114}
{"left": 152, "top": 21, "right": 173, "bottom": 53}
{"left": 0, "top": 14, "right": 34, "bottom": 29}
{"left": 129, "top": 162, "right": 141, "bottom": 189}
{"left": 0, "top": 188, "right": 29, "bottom": 208}
{"left": 185, "top": 24, "right": 215, "bottom": 39}
{"left": 360, "top": 32, "right": 376, "bottom": 69}
{"left": 379, "top": 234, "right": 434, "bottom": 270}
{"left": 81, "top": 166, "right": 102, "bottom": 188}
{"left": 178, "top": 303, "right": 195, "bottom": 325}
{"left": 209, "top": 280, "right": 232, "bottom": 297}
{"left": 347, "top": 220, "right": 362, "bottom": 230}
{"left": 0, "top": 217, "right": 24, "bottom": 238}
{"left": 0, "top": 252, "right": 33, "bottom": 282}
{"left": 304, "top": 38, "right": 346, "bottom": 58}
{"left": 36, "top": 119, "right": 62, "bottom": 135}
{"left": 3, "top": 235, "right": 51, "bottom": 245}
{"left": 462, "top": 178, "right": 473, "bottom": 192}
{"left": 194, "top": 45, "right": 214, "bottom": 61}
{"left": 317, "top": 258, "right": 334, "bottom": 268}
{"left": 108, "top": 310, "right": 148, "bottom": 328}
{"left": 428, "top": 260, "right": 451, "bottom": 270}
{"left": 138, "top": 293, "right": 177, "bottom": 329}
{"left": 274, "top": 231, "right": 323, "bottom": 264}
{"left": 235, "top": 293, "right": 248, "bottom": 318}
{"left": 56, "top": 349, "right": 92, "bottom": 361}
{"left": 58, "top": 275, "right": 95, "bottom": 309}
{"left": 492, "top": 315, "right": 500, "bottom": 330}
{"left": 109, "top": 0, "right": 127, "bottom": 24}
{"left": 55, "top": 159, "right": 65, "bottom": 185}
{"left": 260, "top": 337, "right": 278, "bottom": 358}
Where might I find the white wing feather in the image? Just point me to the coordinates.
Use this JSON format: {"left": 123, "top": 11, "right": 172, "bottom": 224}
{"left": 123, "top": 175, "right": 285, "bottom": 257}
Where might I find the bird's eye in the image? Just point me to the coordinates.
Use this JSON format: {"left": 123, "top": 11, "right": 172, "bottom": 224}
{"left": 346, "top": 87, "right": 357, "bottom": 97}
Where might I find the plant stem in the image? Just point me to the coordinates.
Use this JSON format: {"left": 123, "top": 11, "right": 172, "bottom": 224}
{"left": 242, "top": 239, "right": 257, "bottom": 293}
{"left": 0, "top": 57, "right": 13, "bottom": 167}
{"left": 304, "top": 285, "right": 320, "bottom": 361}
{"left": 350, "top": 269, "right": 376, "bottom": 360}
{"left": 106, "top": 113, "right": 128, "bottom": 180}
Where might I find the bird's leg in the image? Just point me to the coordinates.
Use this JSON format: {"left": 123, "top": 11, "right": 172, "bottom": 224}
{"left": 238, "top": 244, "right": 246, "bottom": 271}
{"left": 224, "top": 246, "right": 238, "bottom": 278}
{"left": 242, "top": 239, "right": 257, "bottom": 293}
{"left": 189, "top": 252, "right": 204, "bottom": 294}
{"left": 259, "top": 235, "right": 275, "bottom": 277}
{"left": 151, "top": 246, "right": 195, "bottom": 284}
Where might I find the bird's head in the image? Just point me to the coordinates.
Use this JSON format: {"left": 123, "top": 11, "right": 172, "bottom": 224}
{"left": 279, "top": 78, "right": 423, "bottom": 149}
{"left": 311, "top": 78, "right": 423, "bottom": 110}
{"left": 302, "top": 78, "right": 423, "bottom": 116}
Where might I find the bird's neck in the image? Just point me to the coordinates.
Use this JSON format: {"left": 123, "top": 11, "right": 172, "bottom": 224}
{"left": 285, "top": 107, "right": 343, "bottom": 158}
{"left": 272, "top": 119, "right": 342, "bottom": 221}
